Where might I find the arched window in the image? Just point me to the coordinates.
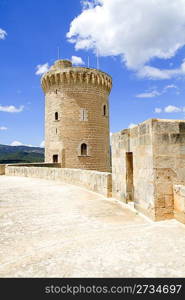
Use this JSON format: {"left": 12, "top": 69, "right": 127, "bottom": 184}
{"left": 55, "top": 112, "right": 58, "bottom": 120}
{"left": 103, "top": 104, "right": 107, "bottom": 116}
{"left": 81, "top": 143, "right": 87, "bottom": 156}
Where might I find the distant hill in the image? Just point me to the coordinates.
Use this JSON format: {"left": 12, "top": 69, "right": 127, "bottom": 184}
{"left": 0, "top": 144, "right": 44, "bottom": 164}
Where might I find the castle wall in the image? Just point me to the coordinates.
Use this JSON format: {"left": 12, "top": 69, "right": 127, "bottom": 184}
{"left": 173, "top": 185, "right": 185, "bottom": 224}
{"left": 112, "top": 119, "right": 155, "bottom": 220}
{"left": 0, "top": 164, "right": 5, "bottom": 175}
{"left": 5, "top": 166, "right": 112, "bottom": 197}
{"left": 130, "top": 120, "right": 155, "bottom": 219}
{"left": 111, "top": 129, "right": 129, "bottom": 201}
{"left": 152, "top": 119, "right": 185, "bottom": 220}
{"left": 5, "top": 162, "right": 61, "bottom": 167}
{"left": 112, "top": 119, "right": 185, "bottom": 221}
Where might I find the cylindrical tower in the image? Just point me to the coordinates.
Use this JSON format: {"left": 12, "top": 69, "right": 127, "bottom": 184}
{"left": 41, "top": 59, "right": 112, "bottom": 172}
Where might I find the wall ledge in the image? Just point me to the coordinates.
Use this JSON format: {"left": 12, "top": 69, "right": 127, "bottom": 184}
{"left": 5, "top": 166, "right": 112, "bottom": 198}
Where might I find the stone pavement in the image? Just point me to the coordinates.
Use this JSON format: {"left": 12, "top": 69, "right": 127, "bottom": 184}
{"left": 0, "top": 176, "right": 185, "bottom": 277}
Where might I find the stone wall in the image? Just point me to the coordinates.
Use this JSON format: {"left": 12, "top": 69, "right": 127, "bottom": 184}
{"left": 130, "top": 120, "right": 155, "bottom": 219}
{"left": 5, "top": 166, "right": 112, "bottom": 197}
{"left": 112, "top": 119, "right": 185, "bottom": 222}
{"left": 173, "top": 185, "right": 185, "bottom": 224}
{"left": 111, "top": 129, "right": 130, "bottom": 202}
{"left": 112, "top": 119, "right": 155, "bottom": 220}
{"left": 0, "top": 165, "right": 5, "bottom": 175}
{"left": 6, "top": 163, "right": 61, "bottom": 168}
{"left": 152, "top": 119, "right": 185, "bottom": 221}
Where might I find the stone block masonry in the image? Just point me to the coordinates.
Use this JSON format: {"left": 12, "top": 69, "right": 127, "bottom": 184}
{"left": 6, "top": 162, "right": 61, "bottom": 168}
{"left": 173, "top": 185, "right": 185, "bottom": 224}
{"left": 112, "top": 120, "right": 155, "bottom": 220}
{"left": 5, "top": 166, "right": 112, "bottom": 198}
{"left": 42, "top": 60, "right": 112, "bottom": 172}
{"left": 112, "top": 118, "right": 185, "bottom": 223}
{"left": 0, "top": 165, "right": 5, "bottom": 175}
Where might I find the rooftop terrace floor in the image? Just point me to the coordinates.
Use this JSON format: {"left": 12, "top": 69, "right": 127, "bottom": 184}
{"left": 0, "top": 176, "right": 185, "bottom": 277}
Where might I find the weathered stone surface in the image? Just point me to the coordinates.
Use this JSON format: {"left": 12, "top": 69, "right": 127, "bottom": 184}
{"left": 5, "top": 166, "right": 112, "bottom": 197}
{"left": 179, "top": 122, "right": 185, "bottom": 133}
{"left": 1, "top": 176, "right": 185, "bottom": 278}
{"left": 112, "top": 118, "right": 185, "bottom": 223}
{"left": 153, "top": 120, "right": 180, "bottom": 134}
{"left": 112, "top": 119, "right": 155, "bottom": 219}
{"left": 154, "top": 133, "right": 170, "bottom": 144}
{"left": 174, "top": 185, "right": 185, "bottom": 224}
{"left": 0, "top": 165, "right": 5, "bottom": 175}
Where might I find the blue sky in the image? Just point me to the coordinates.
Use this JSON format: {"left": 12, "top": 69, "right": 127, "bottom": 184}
{"left": 1, "top": 0, "right": 185, "bottom": 147}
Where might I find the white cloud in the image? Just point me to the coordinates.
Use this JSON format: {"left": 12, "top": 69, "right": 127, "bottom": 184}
{"left": 155, "top": 108, "right": 162, "bottom": 113}
{"left": 40, "top": 140, "right": 45, "bottom": 148}
{"left": 164, "top": 84, "right": 177, "bottom": 90}
{"left": 0, "top": 126, "right": 7, "bottom": 131}
{"left": 138, "top": 61, "right": 185, "bottom": 80}
{"left": 136, "top": 90, "right": 161, "bottom": 98}
{"left": 71, "top": 55, "right": 85, "bottom": 65}
{"left": 10, "top": 141, "right": 34, "bottom": 147}
{"left": 138, "top": 66, "right": 174, "bottom": 80}
{"left": 0, "top": 105, "right": 24, "bottom": 113}
{"left": 128, "top": 123, "right": 137, "bottom": 128}
{"left": 155, "top": 105, "right": 183, "bottom": 113}
{"left": 136, "top": 84, "right": 178, "bottom": 99}
{"left": 0, "top": 28, "right": 7, "bottom": 40}
{"left": 35, "top": 63, "right": 49, "bottom": 75}
{"left": 164, "top": 105, "right": 181, "bottom": 113}
{"left": 10, "top": 141, "right": 23, "bottom": 146}
{"left": 67, "top": 0, "right": 185, "bottom": 74}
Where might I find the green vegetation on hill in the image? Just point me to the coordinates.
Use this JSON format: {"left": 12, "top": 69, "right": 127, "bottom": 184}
{"left": 0, "top": 144, "right": 44, "bottom": 164}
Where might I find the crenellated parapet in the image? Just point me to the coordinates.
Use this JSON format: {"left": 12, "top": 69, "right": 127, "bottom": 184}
{"left": 41, "top": 60, "right": 112, "bottom": 94}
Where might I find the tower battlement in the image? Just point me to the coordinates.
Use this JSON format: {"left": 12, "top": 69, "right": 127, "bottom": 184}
{"left": 41, "top": 60, "right": 112, "bottom": 93}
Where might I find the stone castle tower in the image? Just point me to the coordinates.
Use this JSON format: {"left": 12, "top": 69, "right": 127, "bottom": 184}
{"left": 41, "top": 59, "right": 112, "bottom": 172}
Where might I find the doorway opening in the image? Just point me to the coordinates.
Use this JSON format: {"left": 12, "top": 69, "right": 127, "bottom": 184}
{"left": 126, "top": 152, "right": 134, "bottom": 202}
{"left": 53, "top": 154, "right": 58, "bottom": 163}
